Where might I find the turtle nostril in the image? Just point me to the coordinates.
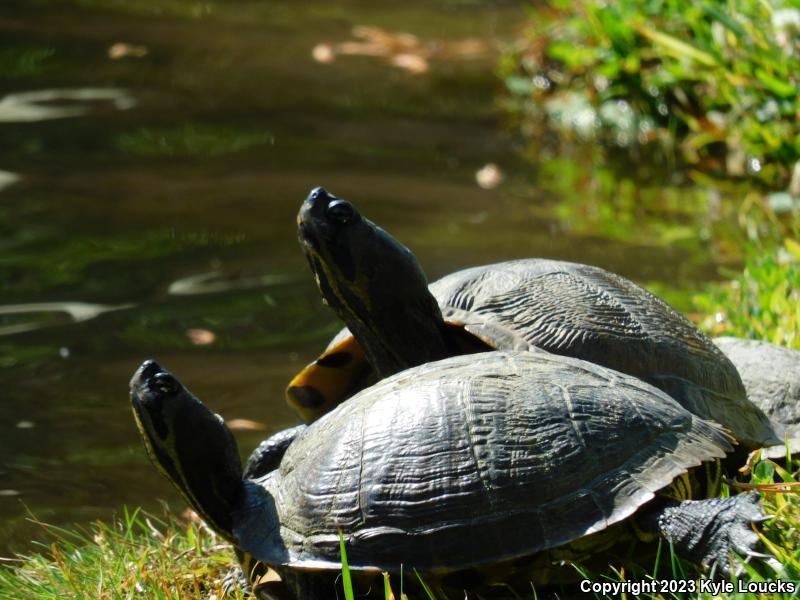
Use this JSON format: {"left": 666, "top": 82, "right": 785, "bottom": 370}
{"left": 308, "top": 186, "right": 330, "bottom": 204}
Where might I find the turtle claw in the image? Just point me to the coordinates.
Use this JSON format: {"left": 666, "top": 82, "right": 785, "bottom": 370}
{"left": 752, "top": 514, "right": 775, "bottom": 524}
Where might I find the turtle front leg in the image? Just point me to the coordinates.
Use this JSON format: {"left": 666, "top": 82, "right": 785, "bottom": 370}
{"left": 646, "top": 492, "right": 777, "bottom": 577}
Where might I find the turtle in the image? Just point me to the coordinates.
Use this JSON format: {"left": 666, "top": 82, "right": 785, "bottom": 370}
{"left": 130, "top": 351, "right": 776, "bottom": 599}
{"left": 714, "top": 337, "right": 800, "bottom": 459}
{"left": 290, "top": 186, "right": 780, "bottom": 452}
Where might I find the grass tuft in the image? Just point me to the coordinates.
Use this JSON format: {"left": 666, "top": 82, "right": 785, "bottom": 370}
{"left": 0, "top": 506, "right": 242, "bottom": 600}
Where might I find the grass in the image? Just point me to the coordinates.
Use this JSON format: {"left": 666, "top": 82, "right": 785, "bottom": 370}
{"left": 0, "top": 507, "right": 243, "bottom": 600}
{"left": 693, "top": 238, "right": 800, "bottom": 348}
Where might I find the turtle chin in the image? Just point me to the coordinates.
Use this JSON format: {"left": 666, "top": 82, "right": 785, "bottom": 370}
{"left": 298, "top": 208, "right": 337, "bottom": 247}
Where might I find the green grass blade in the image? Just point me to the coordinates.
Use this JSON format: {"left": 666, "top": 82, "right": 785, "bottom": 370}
{"left": 633, "top": 23, "right": 717, "bottom": 66}
{"left": 414, "top": 568, "right": 438, "bottom": 600}
{"left": 383, "top": 571, "right": 393, "bottom": 600}
{"left": 339, "top": 531, "right": 355, "bottom": 600}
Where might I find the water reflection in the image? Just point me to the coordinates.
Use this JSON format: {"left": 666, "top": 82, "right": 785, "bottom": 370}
{"left": 0, "top": 302, "right": 134, "bottom": 336}
{"left": 0, "top": 88, "right": 136, "bottom": 122}
{"left": 0, "top": 171, "right": 20, "bottom": 192}
{"left": 167, "top": 271, "right": 299, "bottom": 296}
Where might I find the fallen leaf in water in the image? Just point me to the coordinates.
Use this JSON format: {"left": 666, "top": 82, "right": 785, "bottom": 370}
{"left": 186, "top": 328, "right": 215, "bottom": 345}
{"left": 475, "top": 163, "right": 504, "bottom": 189}
{"left": 227, "top": 418, "right": 268, "bottom": 431}
{"left": 313, "top": 25, "right": 490, "bottom": 74}
{"left": 311, "top": 43, "right": 336, "bottom": 63}
{"left": 108, "top": 43, "right": 148, "bottom": 60}
{"left": 15, "top": 421, "right": 34, "bottom": 429}
{"left": 389, "top": 53, "right": 429, "bottom": 74}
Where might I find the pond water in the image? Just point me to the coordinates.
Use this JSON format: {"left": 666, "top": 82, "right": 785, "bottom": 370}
{"left": 0, "top": 0, "right": 733, "bottom": 555}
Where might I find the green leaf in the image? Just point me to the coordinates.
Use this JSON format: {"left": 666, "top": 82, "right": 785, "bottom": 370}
{"left": 634, "top": 23, "right": 718, "bottom": 67}
{"left": 754, "top": 68, "right": 798, "bottom": 98}
{"left": 753, "top": 460, "right": 775, "bottom": 483}
{"left": 784, "top": 238, "right": 800, "bottom": 261}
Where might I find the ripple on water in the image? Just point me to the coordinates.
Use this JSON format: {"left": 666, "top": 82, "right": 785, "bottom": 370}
{"left": 0, "top": 88, "right": 136, "bottom": 122}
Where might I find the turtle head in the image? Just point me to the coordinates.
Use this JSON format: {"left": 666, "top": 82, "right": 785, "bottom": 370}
{"left": 130, "top": 360, "right": 243, "bottom": 540}
{"left": 297, "top": 187, "right": 448, "bottom": 377}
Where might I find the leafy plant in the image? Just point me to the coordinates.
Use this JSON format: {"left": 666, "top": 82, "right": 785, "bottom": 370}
{"left": 501, "top": 0, "right": 800, "bottom": 188}
{"left": 694, "top": 238, "right": 800, "bottom": 347}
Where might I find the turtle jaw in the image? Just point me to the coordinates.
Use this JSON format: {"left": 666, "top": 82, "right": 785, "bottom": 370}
{"left": 129, "top": 360, "right": 244, "bottom": 541}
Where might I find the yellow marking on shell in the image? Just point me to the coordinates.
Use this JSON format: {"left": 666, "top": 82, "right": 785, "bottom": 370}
{"left": 286, "top": 335, "right": 368, "bottom": 423}
{"left": 131, "top": 403, "right": 234, "bottom": 541}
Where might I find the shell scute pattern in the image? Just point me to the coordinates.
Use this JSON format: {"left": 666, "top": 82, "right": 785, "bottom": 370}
{"left": 430, "top": 260, "right": 773, "bottom": 447}
{"left": 255, "top": 352, "right": 731, "bottom": 571}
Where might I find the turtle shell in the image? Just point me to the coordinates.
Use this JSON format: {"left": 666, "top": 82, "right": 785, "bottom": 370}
{"left": 287, "top": 259, "right": 778, "bottom": 448}
{"left": 714, "top": 337, "right": 800, "bottom": 458}
{"left": 245, "top": 350, "right": 731, "bottom": 572}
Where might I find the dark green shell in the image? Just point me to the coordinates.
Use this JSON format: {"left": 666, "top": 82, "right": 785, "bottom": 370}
{"left": 238, "top": 350, "right": 731, "bottom": 571}
{"left": 431, "top": 260, "right": 781, "bottom": 447}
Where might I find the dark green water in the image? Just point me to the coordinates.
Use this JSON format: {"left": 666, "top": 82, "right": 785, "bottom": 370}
{"left": 0, "top": 0, "right": 729, "bottom": 555}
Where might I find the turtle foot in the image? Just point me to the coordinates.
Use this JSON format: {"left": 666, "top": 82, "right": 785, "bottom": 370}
{"left": 655, "top": 492, "right": 774, "bottom": 578}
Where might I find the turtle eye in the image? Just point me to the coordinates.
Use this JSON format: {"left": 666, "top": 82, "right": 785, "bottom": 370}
{"left": 152, "top": 372, "right": 179, "bottom": 396}
{"left": 326, "top": 199, "right": 357, "bottom": 226}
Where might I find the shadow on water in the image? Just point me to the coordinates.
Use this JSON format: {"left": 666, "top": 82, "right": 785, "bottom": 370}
{"left": 0, "top": 0, "right": 739, "bottom": 554}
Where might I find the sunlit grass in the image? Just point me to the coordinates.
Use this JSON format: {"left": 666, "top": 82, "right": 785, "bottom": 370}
{"left": 694, "top": 238, "right": 800, "bottom": 349}
{"left": 0, "top": 507, "right": 242, "bottom": 600}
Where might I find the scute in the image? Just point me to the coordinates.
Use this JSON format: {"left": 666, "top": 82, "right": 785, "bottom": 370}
{"left": 246, "top": 351, "right": 732, "bottom": 571}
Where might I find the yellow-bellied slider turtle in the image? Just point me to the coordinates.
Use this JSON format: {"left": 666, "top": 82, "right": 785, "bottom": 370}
{"left": 290, "top": 187, "right": 779, "bottom": 451}
{"left": 131, "top": 352, "right": 774, "bottom": 599}
{"left": 715, "top": 337, "right": 800, "bottom": 458}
